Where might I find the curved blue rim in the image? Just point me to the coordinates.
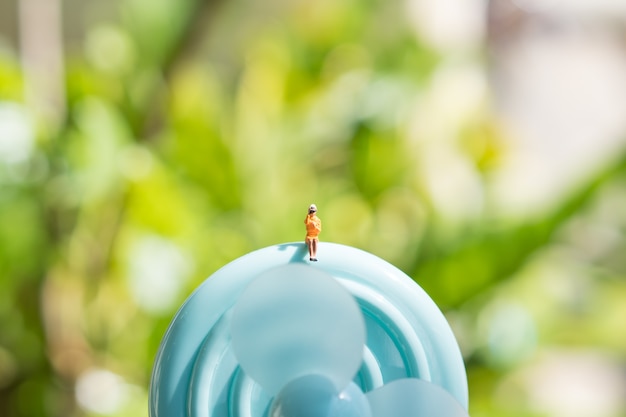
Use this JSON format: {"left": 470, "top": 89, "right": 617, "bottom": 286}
{"left": 149, "top": 242, "right": 468, "bottom": 417}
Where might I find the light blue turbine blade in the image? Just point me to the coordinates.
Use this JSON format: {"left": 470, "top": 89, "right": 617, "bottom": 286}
{"left": 366, "top": 378, "right": 470, "bottom": 417}
{"left": 230, "top": 264, "right": 366, "bottom": 396}
{"left": 270, "top": 376, "right": 372, "bottom": 417}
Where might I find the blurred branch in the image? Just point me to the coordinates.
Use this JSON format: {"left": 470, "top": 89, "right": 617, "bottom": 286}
{"left": 160, "top": 0, "right": 222, "bottom": 76}
{"left": 18, "top": 0, "right": 65, "bottom": 130}
{"left": 1, "top": 2, "right": 69, "bottom": 415}
{"left": 136, "top": 0, "right": 224, "bottom": 140}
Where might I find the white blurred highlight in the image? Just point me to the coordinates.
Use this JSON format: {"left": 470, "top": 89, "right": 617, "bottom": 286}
{"left": 493, "top": 27, "right": 626, "bottom": 215}
{"left": 512, "top": 0, "right": 626, "bottom": 17}
{"left": 127, "top": 236, "right": 192, "bottom": 314}
{"left": 477, "top": 302, "right": 537, "bottom": 367}
{"left": 406, "top": 0, "right": 486, "bottom": 51}
{"left": 75, "top": 368, "right": 128, "bottom": 415}
{"left": 0, "top": 103, "right": 34, "bottom": 164}
{"left": 523, "top": 351, "right": 626, "bottom": 417}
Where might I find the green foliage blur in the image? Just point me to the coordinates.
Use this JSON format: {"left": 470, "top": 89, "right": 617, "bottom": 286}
{"left": 1, "top": 0, "right": 625, "bottom": 416}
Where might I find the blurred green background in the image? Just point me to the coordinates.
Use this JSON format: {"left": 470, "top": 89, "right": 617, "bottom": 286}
{"left": 1, "top": 0, "right": 626, "bottom": 416}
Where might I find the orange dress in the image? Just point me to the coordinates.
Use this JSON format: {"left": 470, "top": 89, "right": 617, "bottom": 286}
{"left": 304, "top": 214, "right": 322, "bottom": 240}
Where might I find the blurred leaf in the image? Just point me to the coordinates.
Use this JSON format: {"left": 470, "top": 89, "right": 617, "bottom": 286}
{"left": 413, "top": 152, "right": 626, "bottom": 308}
{"left": 350, "top": 123, "right": 410, "bottom": 202}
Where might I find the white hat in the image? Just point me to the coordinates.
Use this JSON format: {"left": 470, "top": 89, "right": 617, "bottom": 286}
{"left": 308, "top": 204, "right": 317, "bottom": 212}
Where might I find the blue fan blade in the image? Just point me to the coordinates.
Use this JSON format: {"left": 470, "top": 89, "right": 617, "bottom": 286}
{"left": 366, "top": 378, "right": 470, "bottom": 417}
{"left": 230, "top": 264, "right": 366, "bottom": 395}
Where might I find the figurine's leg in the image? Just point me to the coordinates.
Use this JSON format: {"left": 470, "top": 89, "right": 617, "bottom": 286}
{"left": 306, "top": 237, "right": 314, "bottom": 260}
{"left": 311, "top": 238, "right": 318, "bottom": 261}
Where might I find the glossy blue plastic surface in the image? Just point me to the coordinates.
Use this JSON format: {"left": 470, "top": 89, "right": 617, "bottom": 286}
{"left": 149, "top": 242, "right": 468, "bottom": 417}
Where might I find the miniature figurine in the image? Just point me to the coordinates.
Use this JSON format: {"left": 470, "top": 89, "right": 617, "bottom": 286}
{"left": 304, "top": 204, "right": 322, "bottom": 261}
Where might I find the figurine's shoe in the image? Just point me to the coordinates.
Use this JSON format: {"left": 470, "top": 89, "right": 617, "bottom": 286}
{"left": 310, "top": 258, "right": 318, "bottom": 262}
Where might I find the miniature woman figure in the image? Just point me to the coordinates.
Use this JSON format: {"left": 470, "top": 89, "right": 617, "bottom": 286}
{"left": 304, "top": 204, "right": 322, "bottom": 261}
